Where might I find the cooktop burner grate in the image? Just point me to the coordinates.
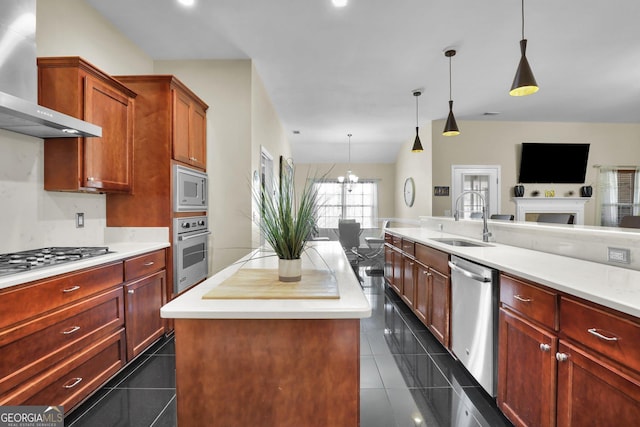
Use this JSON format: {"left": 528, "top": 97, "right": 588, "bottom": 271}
{"left": 0, "top": 247, "right": 111, "bottom": 277}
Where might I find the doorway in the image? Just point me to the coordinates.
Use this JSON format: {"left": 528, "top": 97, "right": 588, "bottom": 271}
{"left": 451, "top": 165, "right": 501, "bottom": 219}
{"left": 260, "top": 146, "right": 274, "bottom": 246}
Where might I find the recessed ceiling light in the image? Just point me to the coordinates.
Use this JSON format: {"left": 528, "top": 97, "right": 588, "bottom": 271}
{"left": 332, "top": 0, "right": 348, "bottom": 8}
{"left": 177, "top": 0, "right": 195, "bottom": 7}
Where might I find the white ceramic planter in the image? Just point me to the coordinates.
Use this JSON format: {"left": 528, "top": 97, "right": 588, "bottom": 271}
{"left": 278, "top": 258, "right": 302, "bottom": 282}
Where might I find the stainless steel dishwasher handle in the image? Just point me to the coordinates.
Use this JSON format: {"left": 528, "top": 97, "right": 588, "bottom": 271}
{"left": 178, "top": 231, "right": 212, "bottom": 241}
{"left": 448, "top": 261, "right": 491, "bottom": 282}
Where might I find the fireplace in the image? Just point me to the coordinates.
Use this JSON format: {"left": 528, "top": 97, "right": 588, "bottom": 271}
{"left": 513, "top": 197, "right": 590, "bottom": 225}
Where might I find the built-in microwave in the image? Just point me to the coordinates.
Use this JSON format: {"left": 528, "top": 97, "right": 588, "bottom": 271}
{"left": 174, "top": 165, "right": 208, "bottom": 212}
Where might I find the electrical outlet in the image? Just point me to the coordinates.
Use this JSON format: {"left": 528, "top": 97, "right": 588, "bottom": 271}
{"left": 608, "top": 247, "right": 630, "bottom": 264}
{"left": 76, "top": 212, "right": 85, "bottom": 228}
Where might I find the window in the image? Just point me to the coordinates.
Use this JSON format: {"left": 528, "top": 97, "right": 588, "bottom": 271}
{"left": 313, "top": 180, "right": 378, "bottom": 228}
{"left": 598, "top": 167, "right": 640, "bottom": 226}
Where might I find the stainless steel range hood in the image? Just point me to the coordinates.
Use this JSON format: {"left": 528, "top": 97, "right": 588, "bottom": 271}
{"left": 0, "top": 0, "right": 102, "bottom": 139}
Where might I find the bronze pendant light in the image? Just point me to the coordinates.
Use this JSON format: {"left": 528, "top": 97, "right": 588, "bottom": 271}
{"left": 443, "top": 49, "right": 460, "bottom": 137}
{"left": 510, "top": 0, "right": 539, "bottom": 96}
{"left": 411, "top": 90, "right": 424, "bottom": 152}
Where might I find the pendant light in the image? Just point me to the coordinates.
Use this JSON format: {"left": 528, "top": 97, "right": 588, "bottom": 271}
{"left": 510, "top": 0, "right": 539, "bottom": 96}
{"left": 443, "top": 49, "right": 460, "bottom": 137}
{"left": 411, "top": 90, "right": 424, "bottom": 152}
{"left": 337, "top": 133, "right": 358, "bottom": 192}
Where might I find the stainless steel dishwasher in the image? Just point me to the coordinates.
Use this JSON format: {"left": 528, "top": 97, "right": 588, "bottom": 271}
{"left": 449, "top": 255, "right": 499, "bottom": 397}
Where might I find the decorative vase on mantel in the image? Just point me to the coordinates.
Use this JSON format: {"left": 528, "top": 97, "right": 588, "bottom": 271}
{"left": 278, "top": 258, "right": 302, "bottom": 282}
{"left": 514, "top": 185, "right": 525, "bottom": 198}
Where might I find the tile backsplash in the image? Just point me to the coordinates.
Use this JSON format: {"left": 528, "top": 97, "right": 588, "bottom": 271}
{"left": 0, "top": 131, "right": 106, "bottom": 253}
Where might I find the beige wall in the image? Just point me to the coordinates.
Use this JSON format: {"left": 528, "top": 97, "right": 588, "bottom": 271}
{"left": 0, "top": 0, "right": 154, "bottom": 253}
{"left": 394, "top": 122, "right": 433, "bottom": 222}
{"left": 431, "top": 120, "right": 640, "bottom": 225}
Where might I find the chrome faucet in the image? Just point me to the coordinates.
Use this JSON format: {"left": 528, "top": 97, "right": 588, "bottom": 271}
{"left": 453, "top": 190, "right": 492, "bottom": 242}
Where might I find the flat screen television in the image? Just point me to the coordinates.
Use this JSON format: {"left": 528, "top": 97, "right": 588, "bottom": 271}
{"left": 518, "top": 142, "right": 590, "bottom": 184}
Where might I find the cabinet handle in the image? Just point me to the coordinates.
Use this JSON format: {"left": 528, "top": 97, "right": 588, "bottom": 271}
{"left": 61, "top": 326, "right": 81, "bottom": 335}
{"left": 556, "top": 352, "right": 569, "bottom": 362}
{"left": 587, "top": 328, "right": 619, "bottom": 342}
{"left": 514, "top": 295, "right": 532, "bottom": 303}
{"left": 63, "top": 377, "right": 83, "bottom": 389}
{"left": 128, "top": 289, "right": 135, "bottom": 294}
{"left": 539, "top": 343, "right": 551, "bottom": 352}
{"left": 87, "top": 177, "right": 94, "bottom": 182}
{"left": 62, "top": 285, "right": 80, "bottom": 293}
{"left": 143, "top": 261, "right": 155, "bottom": 266}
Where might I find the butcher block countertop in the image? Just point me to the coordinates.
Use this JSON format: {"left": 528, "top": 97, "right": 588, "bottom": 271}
{"left": 161, "top": 241, "right": 371, "bottom": 320}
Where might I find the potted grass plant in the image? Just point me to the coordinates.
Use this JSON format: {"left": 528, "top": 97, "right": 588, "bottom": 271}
{"left": 254, "top": 166, "right": 320, "bottom": 282}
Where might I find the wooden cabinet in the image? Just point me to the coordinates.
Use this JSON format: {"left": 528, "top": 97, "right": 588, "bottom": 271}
{"left": 384, "top": 235, "right": 451, "bottom": 349}
{"left": 498, "top": 307, "right": 557, "bottom": 427}
{"left": 498, "top": 274, "right": 640, "bottom": 426}
{"left": 107, "top": 75, "right": 208, "bottom": 305}
{"left": 123, "top": 249, "right": 167, "bottom": 360}
{"left": 38, "top": 57, "right": 136, "bottom": 193}
{"left": 173, "top": 88, "right": 207, "bottom": 169}
{"left": 0, "top": 263, "right": 125, "bottom": 412}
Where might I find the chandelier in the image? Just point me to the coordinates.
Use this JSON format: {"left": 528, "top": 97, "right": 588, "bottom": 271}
{"left": 338, "top": 133, "right": 358, "bottom": 192}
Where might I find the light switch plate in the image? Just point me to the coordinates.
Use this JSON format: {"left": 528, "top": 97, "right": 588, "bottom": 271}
{"left": 608, "top": 247, "right": 630, "bottom": 264}
{"left": 76, "top": 212, "right": 84, "bottom": 228}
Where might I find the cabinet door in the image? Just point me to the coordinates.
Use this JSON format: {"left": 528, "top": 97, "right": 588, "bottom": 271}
{"left": 427, "top": 268, "right": 450, "bottom": 348}
{"left": 384, "top": 246, "right": 393, "bottom": 284}
{"left": 124, "top": 270, "right": 166, "bottom": 360}
{"left": 172, "top": 89, "right": 192, "bottom": 165}
{"left": 391, "top": 249, "right": 403, "bottom": 295}
{"left": 401, "top": 256, "right": 415, "bottom": 309}
{"left": 414, "top": 262, "right": 429, "bottom": 324}
{"left": 83, "top": 74, "right": 134, "bottom": 193}
{"left": 498, "top": 308, "right": 557, "bottom": 427}
{"left": 189, "top": 102, "right": 207, "bottom": 170}
{"left": 556, "top": 341, "right": 640, "bottom": 427}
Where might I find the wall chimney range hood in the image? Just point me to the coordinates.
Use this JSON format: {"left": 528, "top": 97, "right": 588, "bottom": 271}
{"left": 0, "top": 91, "right": 102, "bottom": 138}
{"left": 0, "top": 0, "right": 102, "bottom": 139}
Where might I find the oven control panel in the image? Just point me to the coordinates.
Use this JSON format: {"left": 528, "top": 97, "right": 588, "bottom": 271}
{"left": 175, "top": 216, "right": 208, "bottom": 235}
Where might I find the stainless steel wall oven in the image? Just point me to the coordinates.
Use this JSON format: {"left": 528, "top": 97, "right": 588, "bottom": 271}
{"left": 173, "top": 216, "right": 210, "bottom": 294}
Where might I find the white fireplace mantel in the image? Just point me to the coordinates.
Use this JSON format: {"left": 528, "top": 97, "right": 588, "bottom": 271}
{"left": 513, "top": 197, "right": 590, "bottom": 225}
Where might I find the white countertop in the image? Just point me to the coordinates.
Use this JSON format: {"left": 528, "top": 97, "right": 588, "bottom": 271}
{"left": 387, "top": 227, "right": 640, "bottom": 319}
{"left": 0, "top": 242, "right": 170, "bottom": 290}
{"left": 161, "top": 241, "right": 372, "bottom": 320}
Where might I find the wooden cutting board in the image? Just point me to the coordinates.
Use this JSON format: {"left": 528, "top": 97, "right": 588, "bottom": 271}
{"left": 202, "top": 268, "right": 340, "bottom": 300}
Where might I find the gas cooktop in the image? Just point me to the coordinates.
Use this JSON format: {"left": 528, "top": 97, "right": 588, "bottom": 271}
{"left": 0, "top": 247, "right": 111, "bottom": 277}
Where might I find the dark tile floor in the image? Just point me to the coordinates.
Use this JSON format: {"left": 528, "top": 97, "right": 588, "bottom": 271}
{"left": 65, "top": 265, "right": 512, "bottom": 427}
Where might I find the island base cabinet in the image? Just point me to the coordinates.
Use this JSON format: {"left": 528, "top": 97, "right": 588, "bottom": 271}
{"left": 556, "top": 341, "right": 640, "bottom": 427}
{"left": 498, "top": 308, "right": 557, "bottom": 427}
{"left": 174, "top": 318, "right": 360, "bottom": 427}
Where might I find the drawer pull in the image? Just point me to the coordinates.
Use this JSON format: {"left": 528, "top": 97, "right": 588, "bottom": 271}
{"left": 62, "top": 285, "right": 80, "bottom": 293}
{"left": 143, "top": 261, "right": 155, "bottom": 266}
{"left": 61, "top": 326, "right": 81, "bottom": 335}
{"left": 539, "top": 343, "right": 551, "bottom": 352}
{"left": 587, "top": 328, "right": 619, "bottom": 342}
{"left": 514, "top": 295, "right": 532, "bottom": 303}
{"left": 128, "top": 289, "right": 135, "bottom": 294}
{"left": 63, "top": 377, "right": 83, "bottom": 389}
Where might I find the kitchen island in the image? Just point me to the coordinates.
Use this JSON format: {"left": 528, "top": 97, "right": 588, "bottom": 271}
{"left": 161, "top": 241, "right": 371, "bottom": 427}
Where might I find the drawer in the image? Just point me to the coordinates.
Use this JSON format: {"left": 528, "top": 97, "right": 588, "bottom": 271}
{"left": 560, "top": 296, "right": 640, "bottom": 374}
{"left": 401, "top": 239, "right": 415, "bottom": 256}
{"left": 0, "top": 329, "right": 126, "bottom": 412}
{"left": 415, "top": 243, "right": 449, "bottom": 273}
{"left": 0, "top": 262, "right": 123, "bottom": 329}
{"left": 124, "top": 249, "right": 166, "bottom": 281}
{"left": 392, "top": 235, "right": 402, "bottom": 248}
{"left": 384, "top": 232, "right": 393, "bottom": 245}
{"left": 0, "top": 287, "right": 124, "bottom": 394}
{"left": 500, "top": 274, "right": 558, "bottom": 330}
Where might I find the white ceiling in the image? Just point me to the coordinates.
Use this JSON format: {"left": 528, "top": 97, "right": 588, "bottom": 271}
{"left": 86, "top": 0, "right": 640, "bottom": 164}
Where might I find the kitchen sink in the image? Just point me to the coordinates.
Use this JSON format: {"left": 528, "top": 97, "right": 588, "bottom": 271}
{"left": 430, "top": 238, "right": 492, "bottom": 247}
